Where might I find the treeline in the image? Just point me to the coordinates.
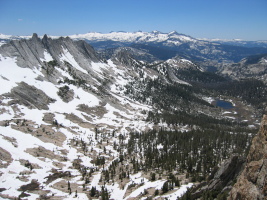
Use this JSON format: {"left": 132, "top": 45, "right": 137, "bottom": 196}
{"left": 146, "top": 110, "right": 243, "bottom": 128}
{"left": 127, "top": 127, "right": 255, "bottom": 182}
{"left": 125, "top": 77, "right": 210, "bottom": 111}
{"left": 176, "top": 69, "right": 227, "bottom": 84}
{"left": 216, "top": 79, "right": 267, "bottom": 108}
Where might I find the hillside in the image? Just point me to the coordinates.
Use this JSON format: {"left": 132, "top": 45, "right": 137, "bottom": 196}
{"left": 0, "top": 34, "right": 264, "bottom": 200}
{"left": 219, "top": 54, "right": 267, "bottom": 82}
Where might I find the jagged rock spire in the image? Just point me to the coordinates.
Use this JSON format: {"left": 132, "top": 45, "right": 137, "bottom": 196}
{"left": 43, "top": 34, "right": 48, "bottom": 40}
{"left": 32, "top": 33, "right": 38, "bottom": 39}
{"left": 42, "top": 34, "right": 49, "bottom": 45}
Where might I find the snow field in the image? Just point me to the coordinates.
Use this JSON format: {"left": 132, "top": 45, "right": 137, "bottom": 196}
{"left": 0, "top": 126, "right": 60, "bottom": 198}
{"left": 0, "top": 48, "right": 196, "bottom": 200}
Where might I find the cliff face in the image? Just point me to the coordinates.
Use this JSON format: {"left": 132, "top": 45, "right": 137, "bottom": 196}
{"left": 228, "top": 115, "right": 267, "bottom": 200}
{"left": 189, "top": 155, "right": 245, "bottom": 199}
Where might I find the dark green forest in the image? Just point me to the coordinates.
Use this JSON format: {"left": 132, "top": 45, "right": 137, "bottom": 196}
{"left": 116, "top": 68, "right": 264, "bottom": 199}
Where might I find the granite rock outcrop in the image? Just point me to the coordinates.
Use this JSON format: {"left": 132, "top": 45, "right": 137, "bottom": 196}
{"left": 228, "top": 115, "right": 267, "bottom": 200}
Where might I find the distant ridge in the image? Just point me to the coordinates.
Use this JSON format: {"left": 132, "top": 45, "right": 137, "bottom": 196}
{"left": 1, "top": 31, "right": 266, "bottom": 44}
{"left": 1, "top": 31, "right": 267, "bottom": 64}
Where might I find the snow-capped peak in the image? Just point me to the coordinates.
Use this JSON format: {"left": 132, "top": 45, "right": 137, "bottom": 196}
{"left": 67, "top": 31, "right": 197, "bottom": 44}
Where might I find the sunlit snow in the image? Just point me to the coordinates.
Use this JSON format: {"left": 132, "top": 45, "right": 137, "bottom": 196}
{"left": 60, "top": 47, "right": 88, "bottom": 74}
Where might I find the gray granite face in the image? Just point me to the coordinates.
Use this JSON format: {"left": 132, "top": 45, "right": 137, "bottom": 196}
{"left": 0, "top": 33, "right": 99, "bottom": 71}
{"left": 6, "top": 81, "right": 56, "bottom": 110}
{"left": 227, "top": 115, "right": 267, "bottom": 200}
{"left": 0, "top": 34, "right": 113, "bottom": 95}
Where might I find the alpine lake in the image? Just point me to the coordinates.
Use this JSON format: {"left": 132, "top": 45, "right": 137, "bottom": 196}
{"left": 215, "top": 99, "right": 234, "bottom": 109}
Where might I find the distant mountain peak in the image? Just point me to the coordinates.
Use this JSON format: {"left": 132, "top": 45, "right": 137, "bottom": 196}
{"left": 151, "top": 30, "right": 162, "bottom": 34}
{"left": 168, "top": 30, "right": 178, "bottom": 35}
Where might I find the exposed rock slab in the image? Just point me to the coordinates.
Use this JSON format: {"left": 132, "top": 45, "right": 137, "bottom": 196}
{"left": 190, "top": 155, "right": 245, "bottom": 199}
{"left": 0, "top": 147, "right": 13, "bottom": 168}
{"left": 6, "top": 81, "right": 55, "bottom": 110}
{"left": 228, "top": 115, "right": 267, "bottom": 200}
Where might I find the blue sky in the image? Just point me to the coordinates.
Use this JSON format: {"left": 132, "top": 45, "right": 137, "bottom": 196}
{"left": 0, "top": 0, "right": 266, "bottom": 40}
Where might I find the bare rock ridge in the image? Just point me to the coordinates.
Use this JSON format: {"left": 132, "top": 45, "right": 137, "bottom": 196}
{"left": 228, "top": 114, "right": 267, "bottom": 200}
{"left": 0, "top": 33, "right": 99, "bottom": 70}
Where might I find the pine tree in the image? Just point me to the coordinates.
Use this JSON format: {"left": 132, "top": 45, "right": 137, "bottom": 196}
{"left": 162, "top": 181, "right": 169, "bottom": 194}
{"left": 90, "top": 186, "right": 96, "bottom": 197}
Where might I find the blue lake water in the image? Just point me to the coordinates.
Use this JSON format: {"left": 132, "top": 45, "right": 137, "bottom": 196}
{"left": 216, "top": 100, "right": 234, "bottom": 109}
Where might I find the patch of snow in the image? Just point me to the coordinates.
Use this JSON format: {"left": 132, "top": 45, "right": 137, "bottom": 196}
{"left": 0, "top": 55, "right": 43, "bottom": 94}
{"left": 106, "top": 182, "right": 127, "bottom": 200}
{"left": 0, "top": 41, "right": 6, "bottom": 46}
{"left": 162, "top": 183, "right": 194, "bottom": 200}
{"left": 126, "top": 180, "right": 165, "bottom": 199}
{"left": 202, "top": 97, "right": 215, "bottom": 104}
{"left": 55, "top": 67, "right": 74, "bottom": 80}
{"left": 180, "top": 58, "right": 193, "bottom": 64}
{"left": 226, "top": 116, "right": 236, "bottom": 120}
{"left": 0, "top": 105, "right": 14, "bottom": 121}
{"left": 90, "top": 62, "right": 109, "bottom": 75}
{"left": 157, "top": 144, "right": 164, "bottom": 149}
{"left": 63, "top": 193, "right": 89, "bottom": 200}
{"left": 40, "top": 50, "right": 53, "bottom": 62}
{"left": 174, "top": 78, "right": 191, "bottom": 86}
{"left": 60, "top": 47, "right": 88, "bottom": 74}
{"left": 17, "top": 105, "right": 48, "bottom": 125}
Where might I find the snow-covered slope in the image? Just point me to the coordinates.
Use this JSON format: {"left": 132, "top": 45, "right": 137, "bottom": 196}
{"left": 2, "top": 31, "right": 265, "bottom": 200}
{"left": 0, "top": 34, "right": 197, "bottom": 199}
{"left": 1, "top": 34, "right": 261, "bottom": 200}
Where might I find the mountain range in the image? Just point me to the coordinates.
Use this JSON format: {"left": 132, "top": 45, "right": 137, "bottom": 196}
{"left": 1, "top": 31, "right": 267, "bottom": 64}
{"left": 0, "top": 32, "right": 266, "bottom": 199}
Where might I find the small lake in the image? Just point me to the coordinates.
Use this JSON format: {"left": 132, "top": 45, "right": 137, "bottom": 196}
{"left": 215, "top": 100, "right": 234, "bottom": 109}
